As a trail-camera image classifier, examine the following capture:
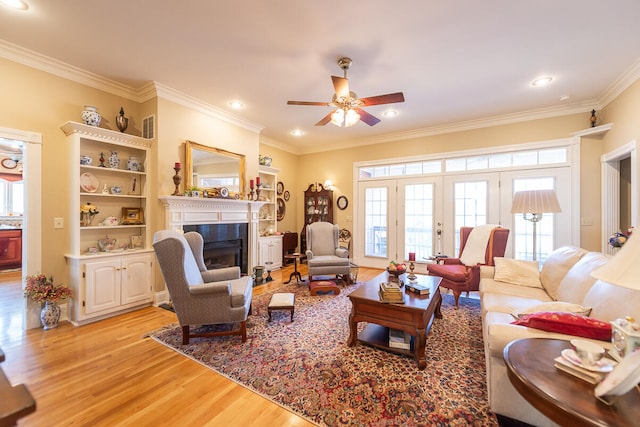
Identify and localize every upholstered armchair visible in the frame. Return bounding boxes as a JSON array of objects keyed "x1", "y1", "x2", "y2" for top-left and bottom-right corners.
[
  {"x1": 427, "y1": 225, "x2": 509, "y2": 308},
  {"x1": 305, "y1": 222, "x2": 351, "y2": 283},
  {"x1": 184, "y1": 231, "x2": 243, "y2": 284},
  {"x1": 153, "y1": 230, "x2": 253, "y2": 344}
]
